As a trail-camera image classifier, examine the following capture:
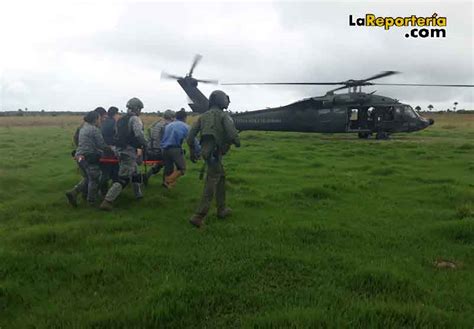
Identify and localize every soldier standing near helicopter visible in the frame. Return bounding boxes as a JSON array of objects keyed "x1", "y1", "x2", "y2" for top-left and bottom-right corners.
[{"x1": 187, "y1": 90, "x2": 240, "y2": 228}]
